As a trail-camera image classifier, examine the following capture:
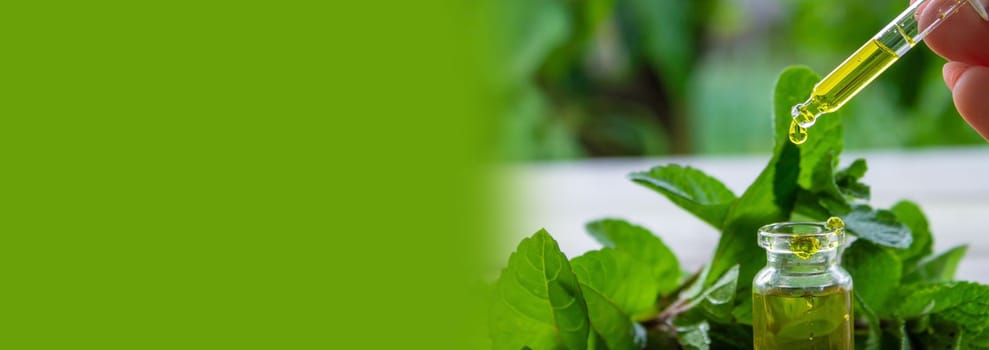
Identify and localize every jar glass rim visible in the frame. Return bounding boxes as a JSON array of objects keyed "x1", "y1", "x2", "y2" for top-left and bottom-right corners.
[
  {"x1": 758, "y1": 222, "x2": 838, "y2": 237},
  {"x1": 757, "y1": 221, "x2": 844, "y2": 253}
]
